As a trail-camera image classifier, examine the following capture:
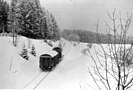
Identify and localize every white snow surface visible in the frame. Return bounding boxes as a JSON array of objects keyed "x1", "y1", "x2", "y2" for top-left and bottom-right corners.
[
  {"x1": 1, "y1": 37, "x2": 133, "y2": 90},
  {"x1": 0, "y1": 37, "x2": 57, "y2": 89}
]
